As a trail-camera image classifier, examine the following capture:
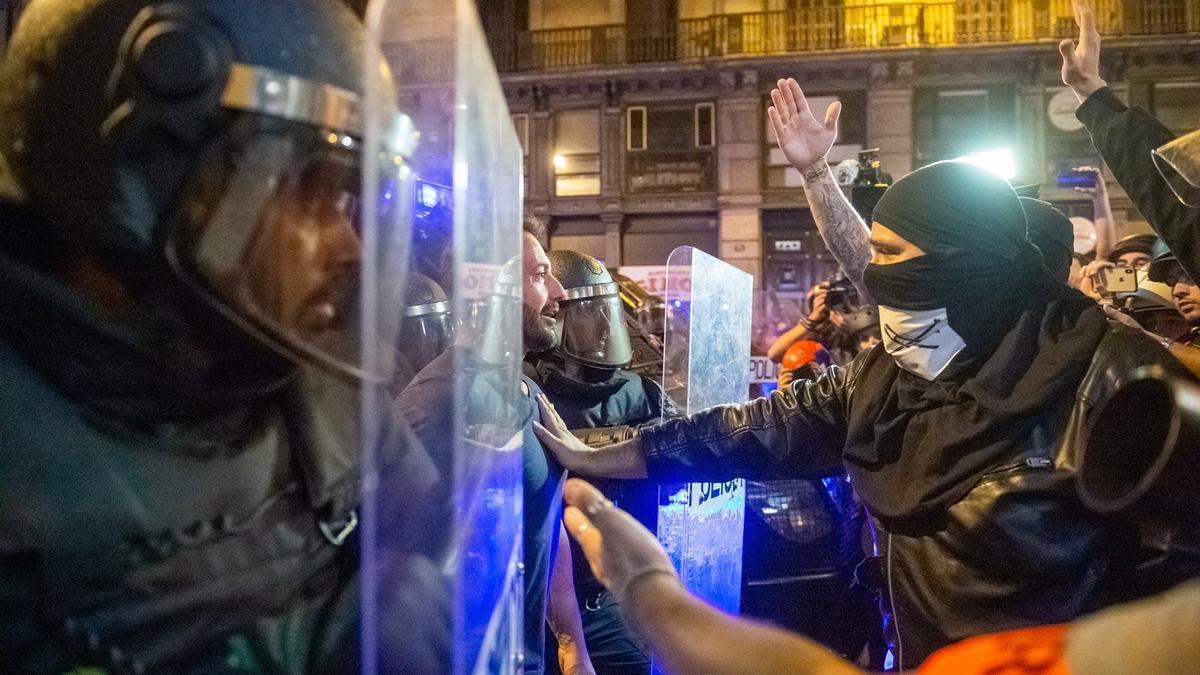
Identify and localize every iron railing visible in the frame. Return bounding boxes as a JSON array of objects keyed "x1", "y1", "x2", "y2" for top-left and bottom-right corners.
[{"x1": 495, "y1": 0, "x2": 1200, "y2": 71}]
